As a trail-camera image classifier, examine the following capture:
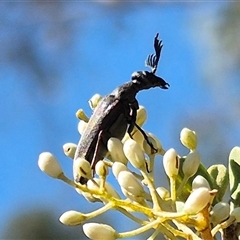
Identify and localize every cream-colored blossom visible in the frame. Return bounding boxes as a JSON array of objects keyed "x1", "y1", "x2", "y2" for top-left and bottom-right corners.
[
  {"x1": 192, "y1": 175, "x2": 210, "y2": 190},
  {"x1": 73, "y1": 158, "x2": 92, "y2": 182},
  {"x1": 135, "y1": 105, "x2": 147, "y2": 127},
  {"x1": 59, "y1": 210, "x2": 86, "y2": 226},
  {"x1": 183, "y1": 187, "x2": 210, "y2": 215},
  {"x1": 38, "y1": 152, "x2": 63, "y2": 178},
  {"x1": 182, "y1": 150, "x2": 200, "y2": 178},
  {"x1": 83, "y1": 223, "x2": 116, "y2": 240},
  {"x1": 107, "y1": 138, "x2": 128, "y2": 164},
  {"x1": 211, "y1": 202, "x2": 230, "y2": 224},
  {"x1": 180, "y1": 127, "x2": 197, "y2": 150},
  {"x1": 123, "y1": 139, "x2": 145, "y2": 170},
  {"x1": 163, "y1": 148, "x2": 179, "y2": 178},
  {"x1": 62, "y1": 143, "x2": 77, "y2": 159},
  {"x1": 88, "y1": 94, "x2": 102, "y2": 110}
]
